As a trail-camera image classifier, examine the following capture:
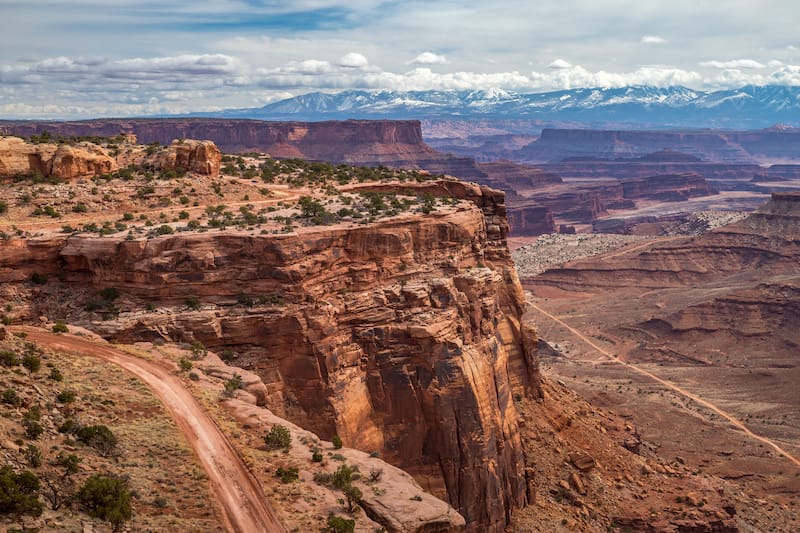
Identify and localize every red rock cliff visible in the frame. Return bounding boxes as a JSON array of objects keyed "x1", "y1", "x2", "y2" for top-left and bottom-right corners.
[
  {"x1": 0, "y1": 119, "x2": 488, "y2": 180},
  {"x1": 0, "y1": 180, "x2": 538, "y2": 533}
]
